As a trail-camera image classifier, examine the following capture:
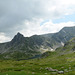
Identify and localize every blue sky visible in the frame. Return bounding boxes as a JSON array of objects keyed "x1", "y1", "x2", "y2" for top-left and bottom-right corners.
[
  {"x1": 53, "y1": 14, "x2": 75, "y2": 24},
  {"x1": 40, "y1": 13, "x2": 75, "y2": 25},
  {"x1": 40, "y1": 20, "x2": 49, "y2": 26}
]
